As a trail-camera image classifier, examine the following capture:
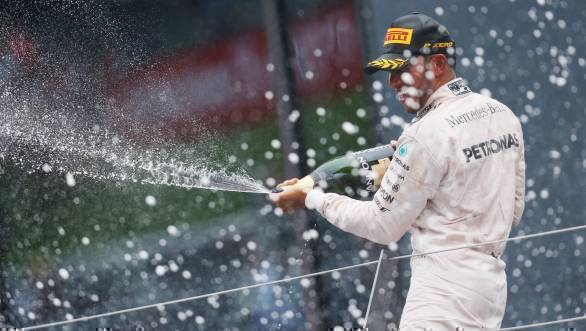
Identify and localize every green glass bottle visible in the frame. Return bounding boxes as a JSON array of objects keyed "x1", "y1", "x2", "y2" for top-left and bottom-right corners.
[{"x1": 272, "y1": 145, "x2": 394, "y2": 193}]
